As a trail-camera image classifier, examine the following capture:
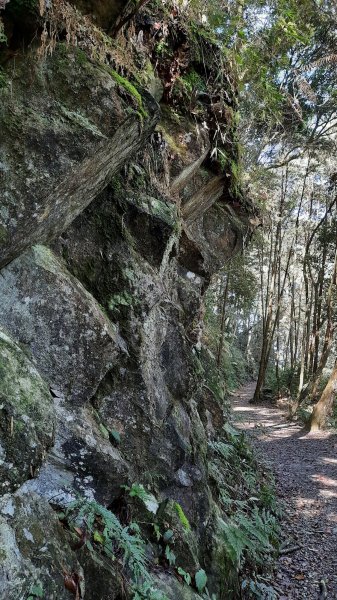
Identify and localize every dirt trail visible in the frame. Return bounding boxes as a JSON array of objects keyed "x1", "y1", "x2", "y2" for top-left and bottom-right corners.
[{"x1": 232, "y1": 382, "x2": 337, "y2": 599}]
